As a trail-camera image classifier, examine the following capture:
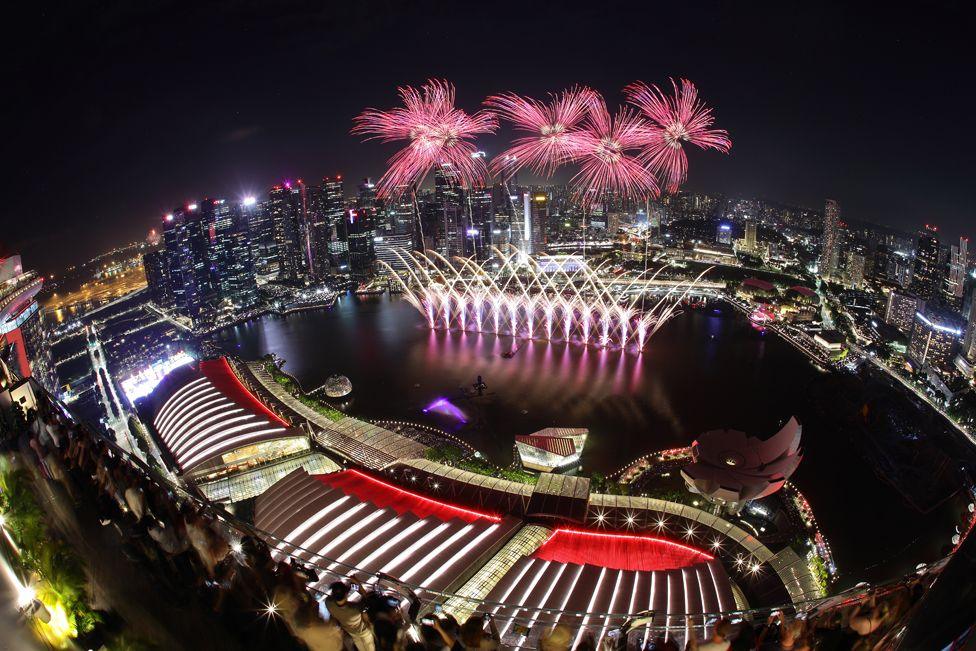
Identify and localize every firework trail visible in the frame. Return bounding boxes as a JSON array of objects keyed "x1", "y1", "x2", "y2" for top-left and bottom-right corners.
[
  {"x1": 352, "y1": 79, "x2": 497, "y2": 198},
  {"x1": 570, "y1": 92, "x2": 660, "y2": 202},
  {"x1": 625, "y1": 78, "x2": 731, "y2": 194},
  {"x1": 485, "y1": 86, "x2": 597, "y2": 177}
]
